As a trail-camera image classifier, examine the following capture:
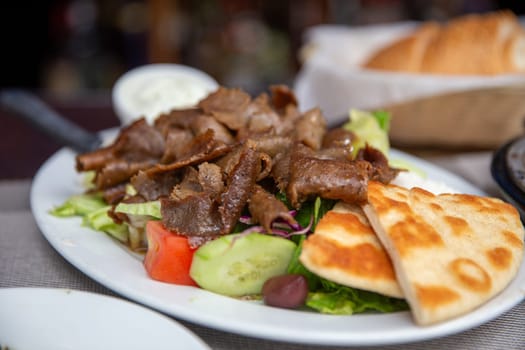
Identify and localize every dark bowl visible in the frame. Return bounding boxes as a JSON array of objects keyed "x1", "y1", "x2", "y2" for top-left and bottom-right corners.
[{"x1": 491, "y1": 135, "x2": 525, "y2": 221}]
